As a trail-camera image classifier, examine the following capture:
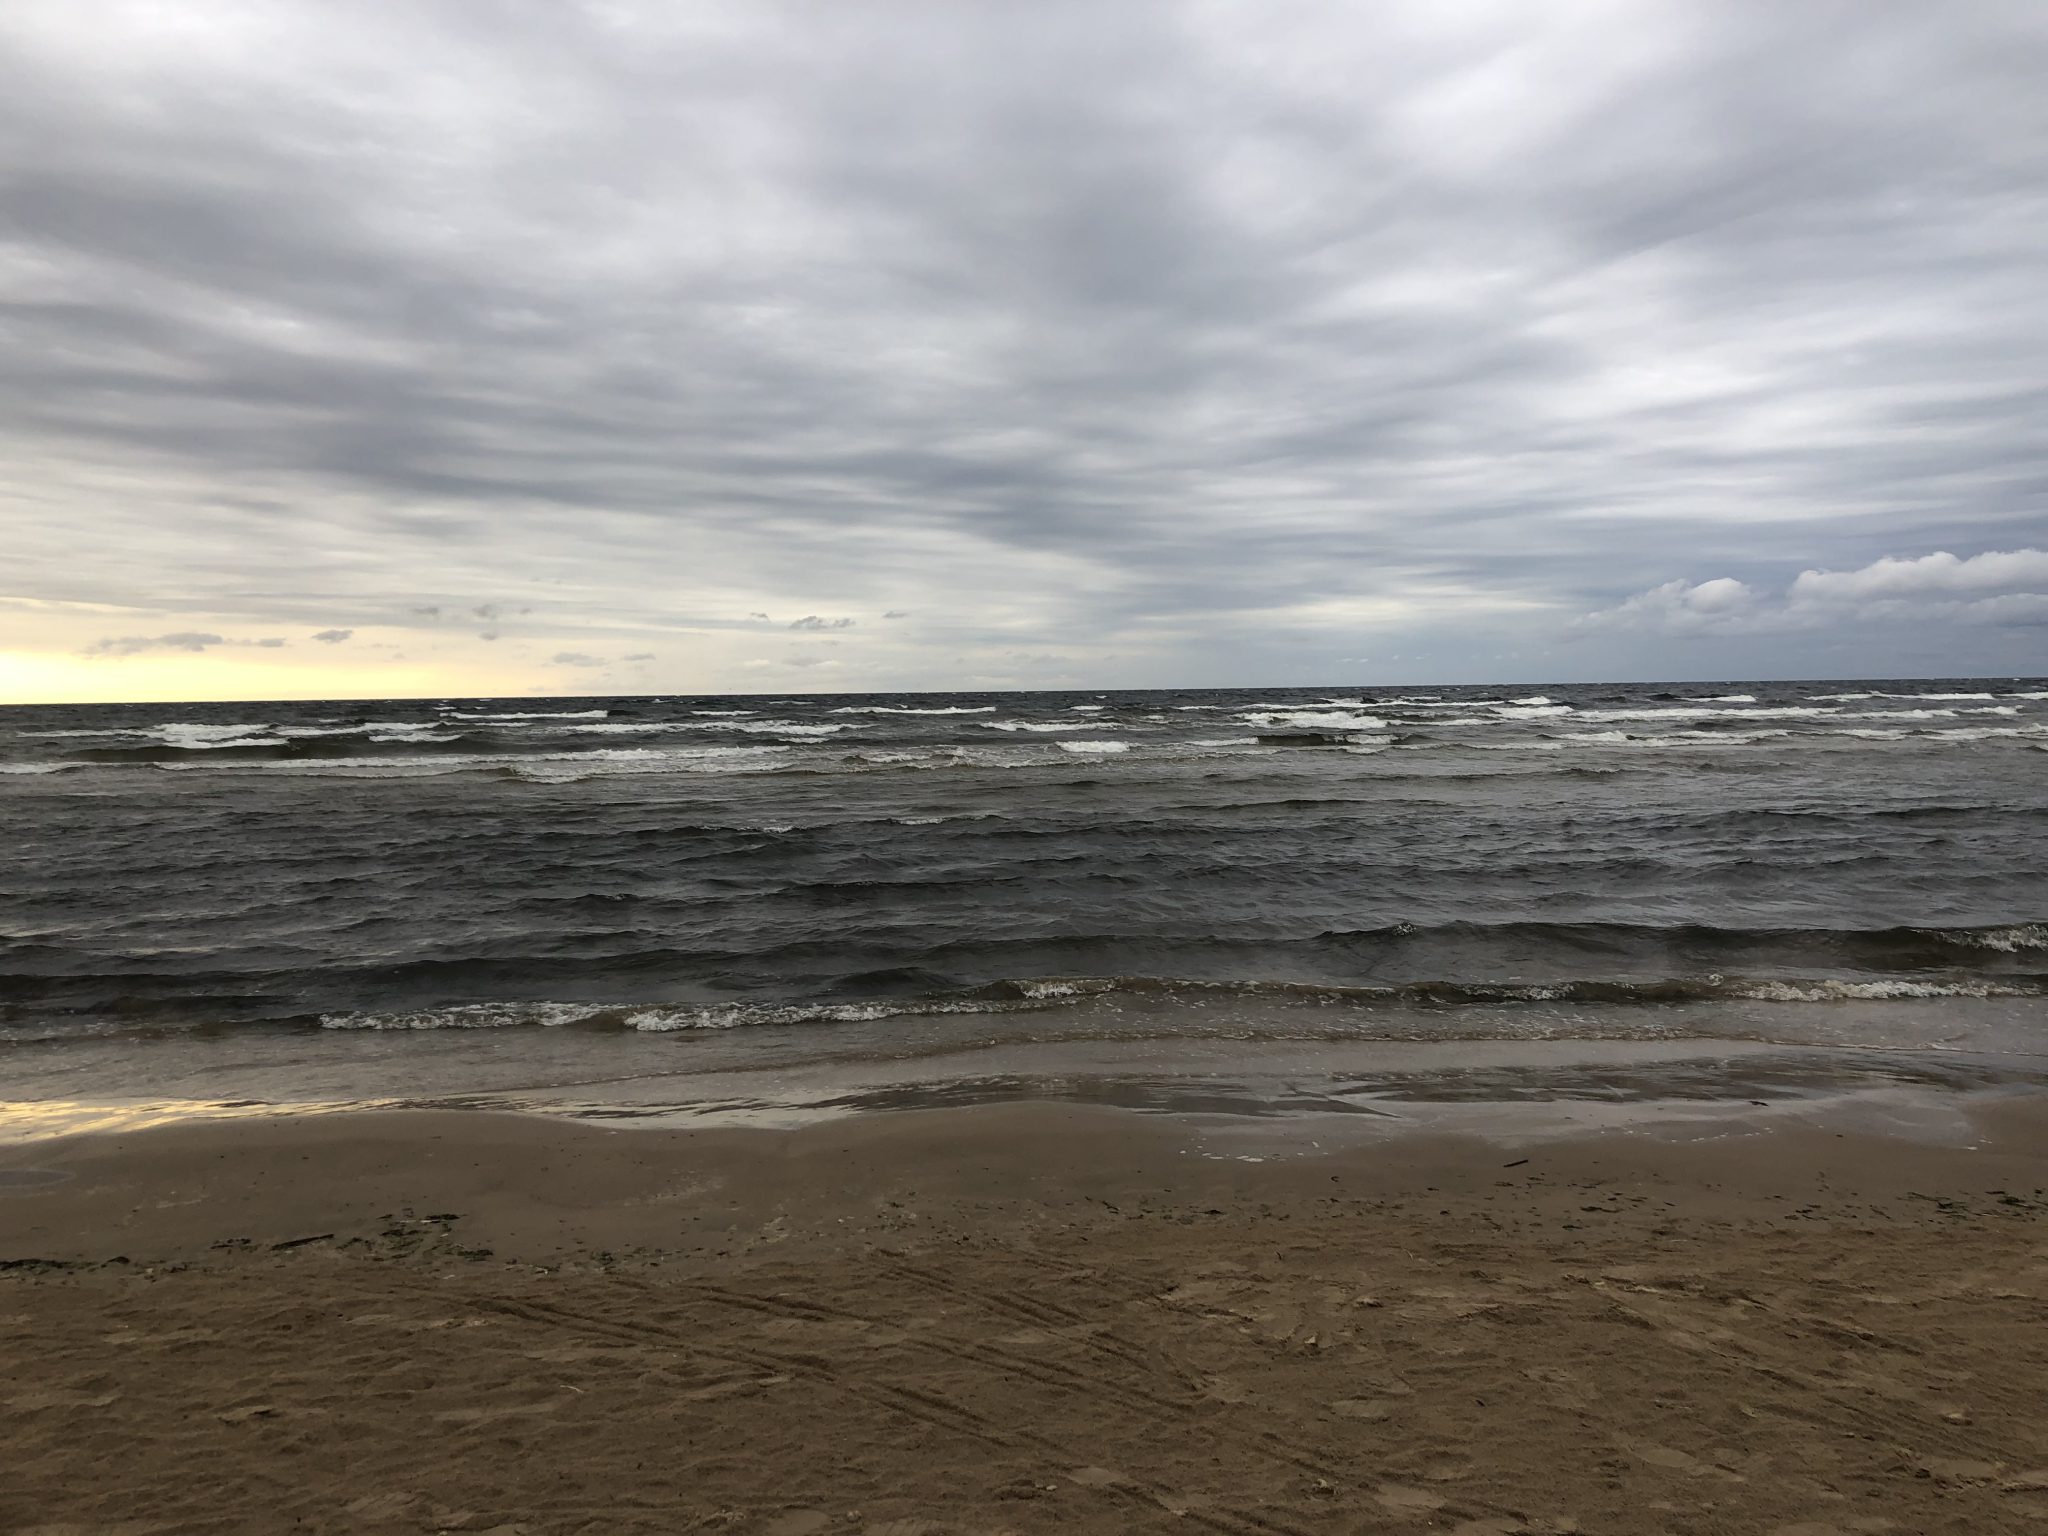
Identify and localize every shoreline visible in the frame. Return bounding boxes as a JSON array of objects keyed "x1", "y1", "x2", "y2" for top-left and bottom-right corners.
[
  {"x1": 7, "y1": 1100, "x2": 2048, "y2": 1531},
  {"x1": 10, "y1": 1014, "x2": 2046, "y2": 1152},
  {"x1": 7, "y1": 1092, "x2": 2048, "y2": 1265}
]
